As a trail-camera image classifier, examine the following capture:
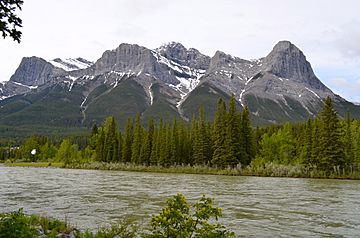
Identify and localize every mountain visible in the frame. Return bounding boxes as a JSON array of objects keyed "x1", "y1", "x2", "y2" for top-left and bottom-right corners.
[{"x1": 1, "y1": 40, "x2": 359, "y2": 136}]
